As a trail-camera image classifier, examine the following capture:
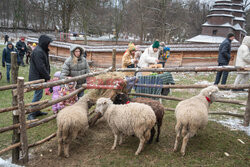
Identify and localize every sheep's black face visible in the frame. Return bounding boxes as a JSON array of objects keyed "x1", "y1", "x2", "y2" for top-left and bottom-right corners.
[{"x1": 113, "y1": 93, "x2": 129, "y2": 104}]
